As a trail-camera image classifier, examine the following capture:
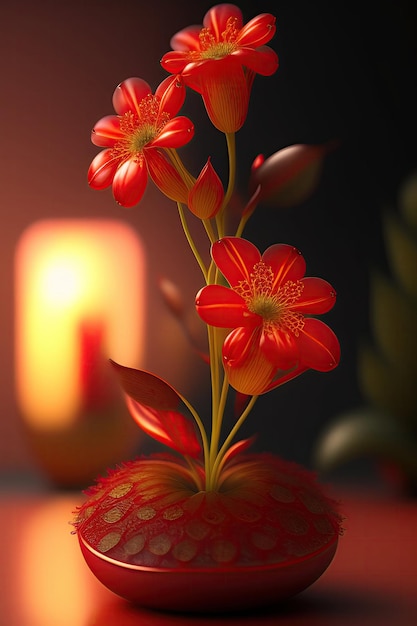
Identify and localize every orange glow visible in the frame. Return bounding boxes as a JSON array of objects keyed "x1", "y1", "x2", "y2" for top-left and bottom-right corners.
[
  {"x1": 16, "y1": 497, "x2": 99, "y2": 626},
  {"x1": 15, "y1": 219, "x2": 145, "y2": 430}
]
